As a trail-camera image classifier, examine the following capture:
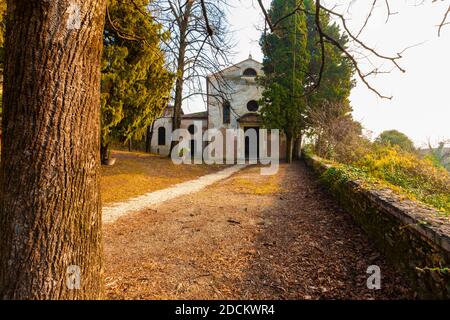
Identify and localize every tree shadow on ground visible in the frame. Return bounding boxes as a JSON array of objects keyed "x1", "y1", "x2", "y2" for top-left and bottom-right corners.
[{"x1": 235, "y1": 162, "x2": 414, "y2": 300}]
